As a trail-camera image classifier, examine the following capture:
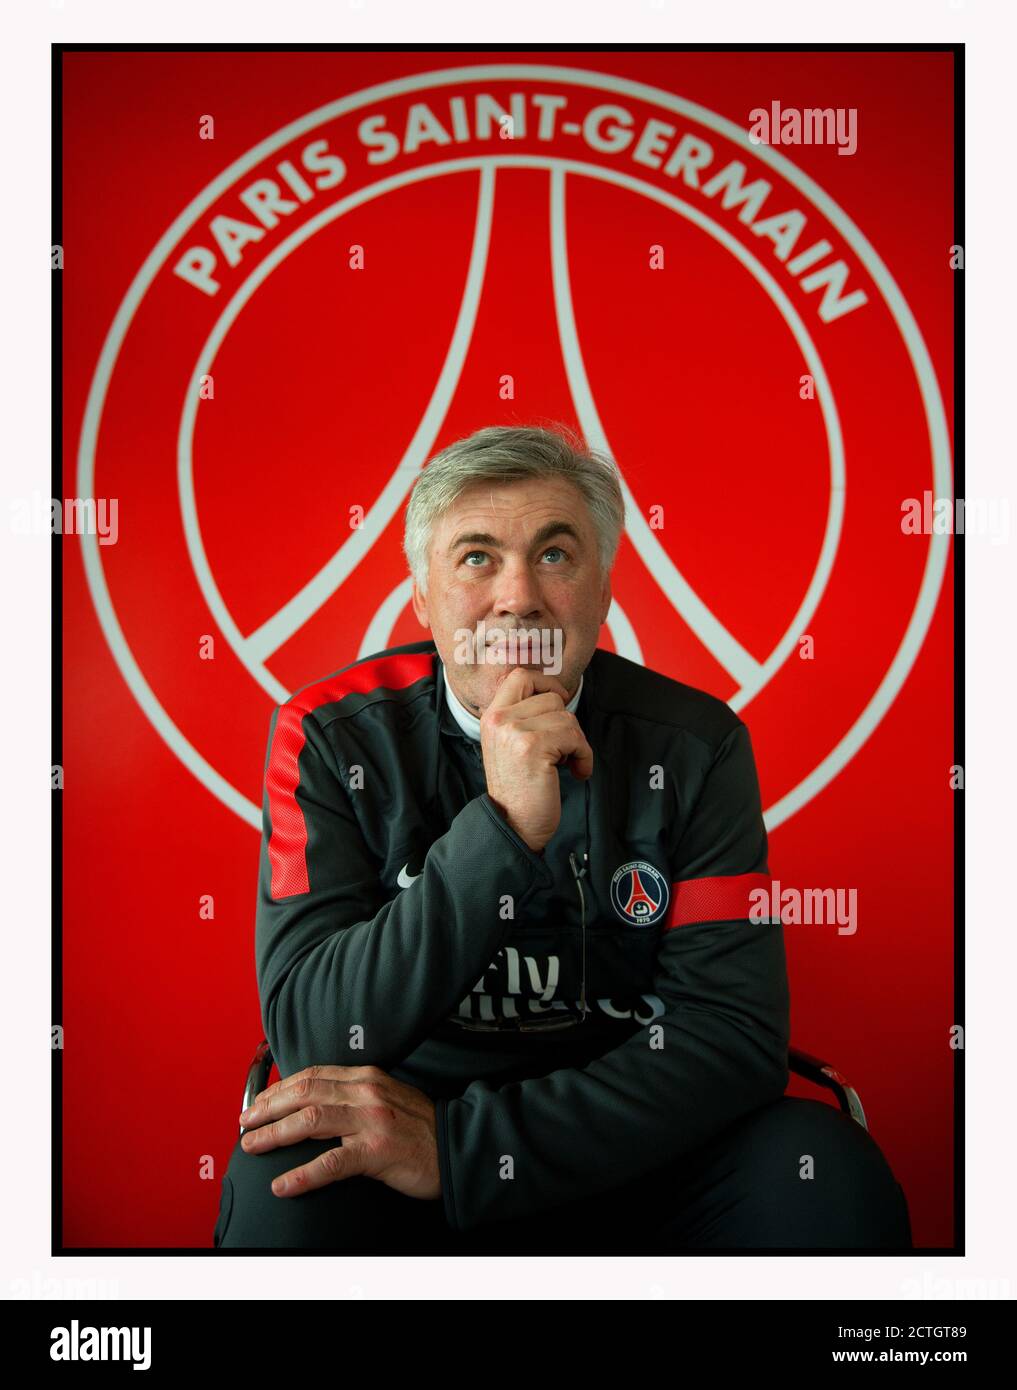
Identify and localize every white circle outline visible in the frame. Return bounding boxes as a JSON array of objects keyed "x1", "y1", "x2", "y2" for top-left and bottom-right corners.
[{"x1": 77, "y1": 62, "x2": 951, "y2": 832}]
